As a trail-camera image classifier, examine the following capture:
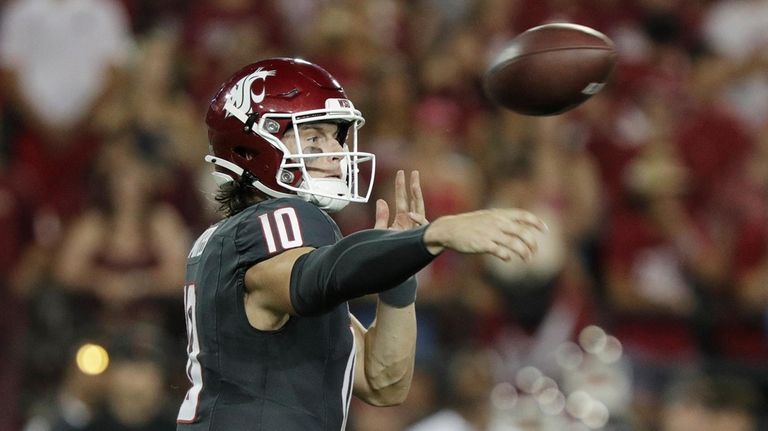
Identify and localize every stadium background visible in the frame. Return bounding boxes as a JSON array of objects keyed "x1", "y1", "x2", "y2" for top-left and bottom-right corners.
[{"x1": 1, "y1": 0, "x2": 767, "y2": 430}]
